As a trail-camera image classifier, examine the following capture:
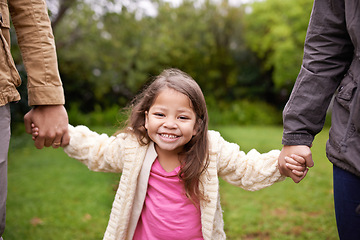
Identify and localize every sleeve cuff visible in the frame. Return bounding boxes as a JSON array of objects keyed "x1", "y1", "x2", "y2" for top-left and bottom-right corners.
[
  {"x1": 28, "y1": 85, "x2": 65, "y2": 106},
  {"x1": 282, "y1": 133, "x2": 314, "y2": 147}
]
